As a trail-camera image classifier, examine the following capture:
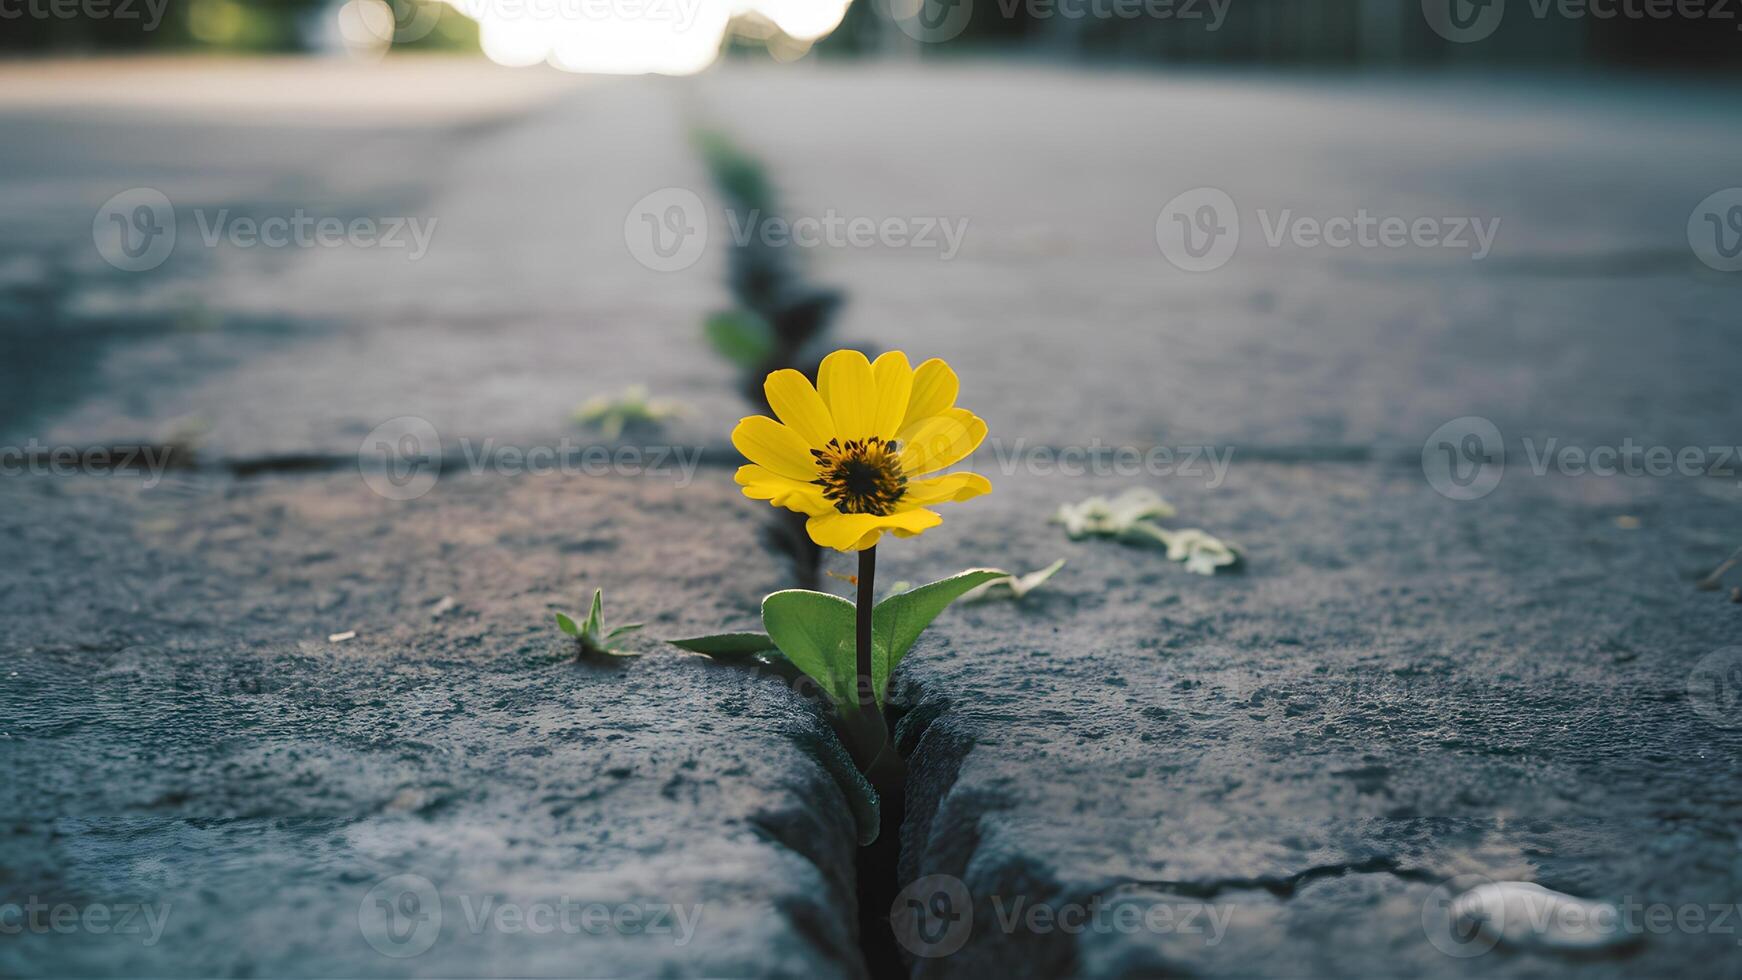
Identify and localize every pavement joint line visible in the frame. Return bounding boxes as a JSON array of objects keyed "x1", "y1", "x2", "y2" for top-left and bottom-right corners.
[{"x1": 1106, "y1": 856, "x2": 1443, "y2": 903}]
